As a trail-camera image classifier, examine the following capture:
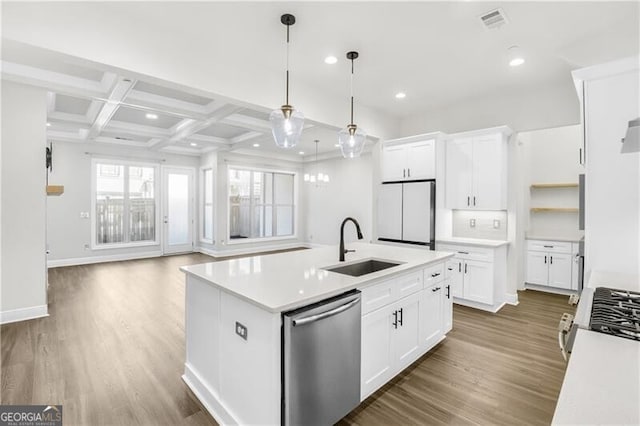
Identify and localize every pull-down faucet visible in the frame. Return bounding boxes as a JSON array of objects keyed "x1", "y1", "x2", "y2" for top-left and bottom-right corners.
[{"x1": 339, "y1": 217, "x2": 363, "y2": 261}]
